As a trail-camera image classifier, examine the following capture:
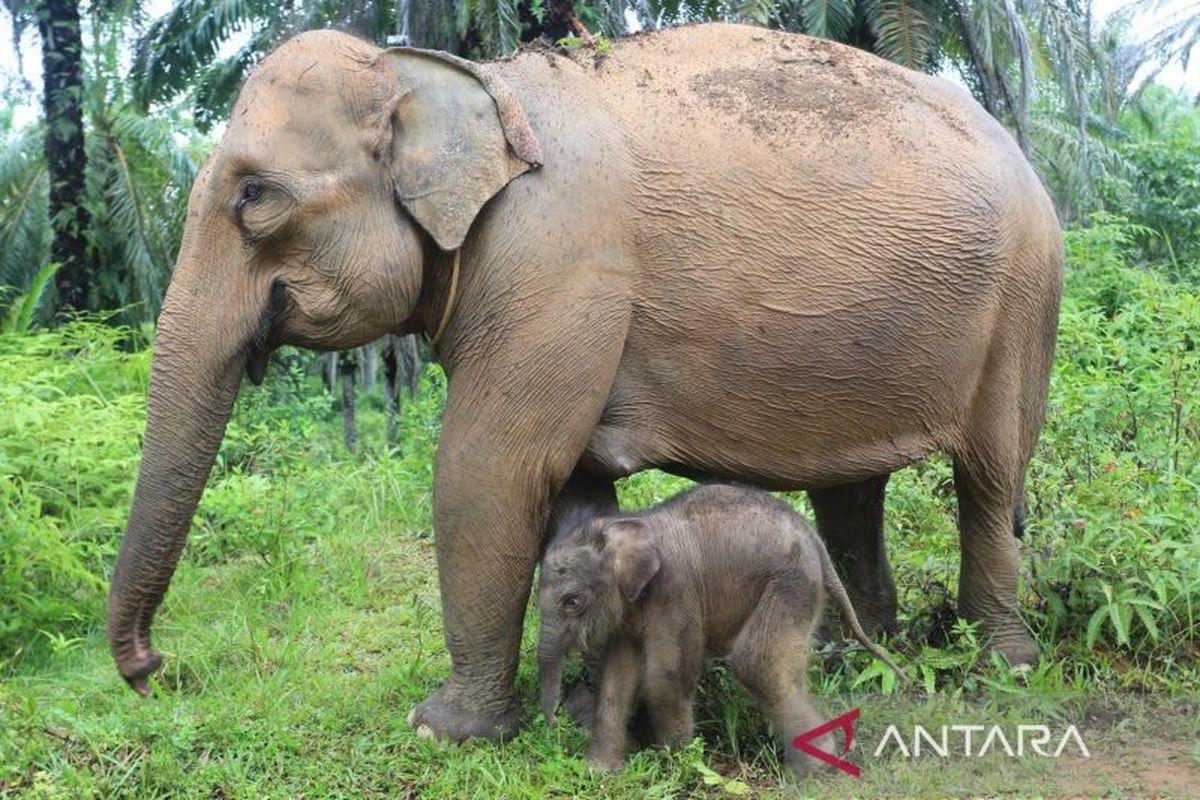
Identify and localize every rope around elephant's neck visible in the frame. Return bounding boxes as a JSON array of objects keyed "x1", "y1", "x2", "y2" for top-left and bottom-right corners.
[{"x1": 428, "y1": 248, "x2": 460, "y2": 350}]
